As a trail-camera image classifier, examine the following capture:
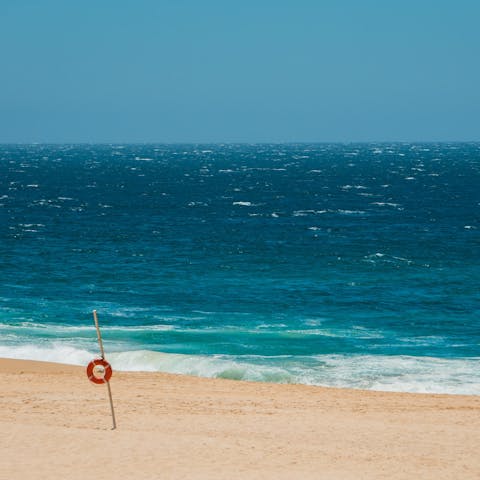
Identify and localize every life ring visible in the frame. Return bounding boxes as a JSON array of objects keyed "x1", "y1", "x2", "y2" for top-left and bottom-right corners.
[{"x1": 86, "y1": 358, "x2": 113, "y2": 384}]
